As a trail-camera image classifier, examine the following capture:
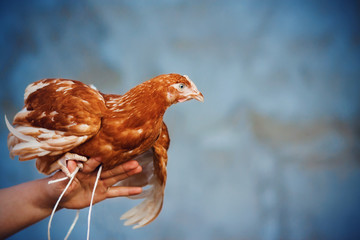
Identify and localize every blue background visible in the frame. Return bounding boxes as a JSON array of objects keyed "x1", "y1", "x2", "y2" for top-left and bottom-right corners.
[{"x1": 0, "y1": 0, "x2": 360, "y2": 239}]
